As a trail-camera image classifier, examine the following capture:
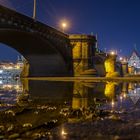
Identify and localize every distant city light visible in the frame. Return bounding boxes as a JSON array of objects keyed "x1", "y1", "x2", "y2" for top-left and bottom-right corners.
[
  {"x1": 16, "y1": 65, "x2": 20, "y2": 69},
  {"x1": 0, "y1": 70, "x2": 3, "y2": 74},
  {"x1": 3, "y1": 84, "x2": 12, "y2": 89},
  {"x1": 4, "y1": 66, "x2": 13, "y2": 70},
  {"x1": 15, "y1": 85, "x2": 19, "y2": 90},
  {"x1": 120, "y1": 95, "x2": 123, "y2": 101},
  {"x1": 0, "y1": 81, "x2": 3, "y2": 84},
  {"x1": 123, "y1": 93, "x2": 126, "y2": 98}
]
